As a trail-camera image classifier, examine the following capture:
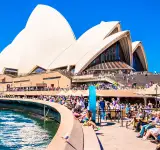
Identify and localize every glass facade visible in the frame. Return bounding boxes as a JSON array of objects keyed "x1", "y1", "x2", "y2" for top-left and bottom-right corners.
[
  {"x1": 32, "y1": 67, "x2": 46, "y2": 74},
  {"x1": 133, "y1": 52, "x2": 144, "y2": 71},
  {"x1": 88, "y1": 42, "x2": 126, "y2": 68},
  {"x1": 4, "y1": 68, "x2": 18, "y2": 76}
]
